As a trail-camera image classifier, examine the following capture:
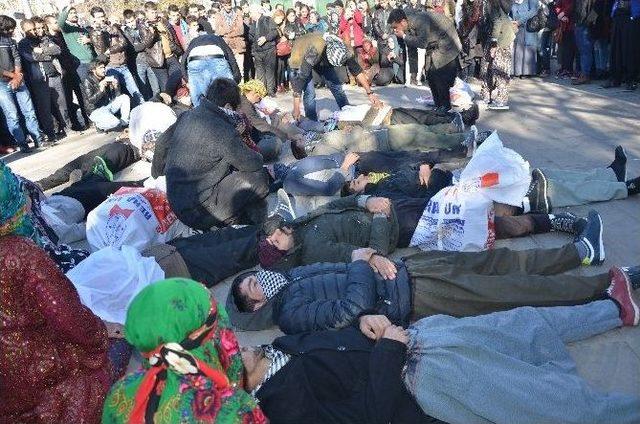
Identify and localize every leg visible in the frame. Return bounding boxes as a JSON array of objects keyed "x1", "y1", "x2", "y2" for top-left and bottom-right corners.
[
  {"x1": 322, "y1": 65, "x2": 349, "y2": 109},
  {"x1": 89, "y1": 105, "x2": 121, "y2": 131},
  {"x1": 152, "y1": 67, "x2": 168, "y2": 93},
  {"x1": 263, "y1": 50, "x2": 277, "y2": 96},
  {"x1": 165, "y1": 57, "x2": 183, "y2": 97},
  {"x1": 107, "y1": 65, "x2": 143, "y2": 106},
  {"x1": 106, "y1": 95, "x2": 131, "y2": 124},
  {"x1": 49, "y1": 76, "x2": 71, "y2": 130},
  {"x1": 29, "y1": 80, "x2": 56, "y2": 138},
  {"x1": 234, "y1": 52, "x2": 244, "y2": 82},
  {"x1": 492, "y1": 47, "x2": 511, "y2": 105},
  {"x1": 356, "y1": 149, "x2": 465, "y2": 174},
  {"x1": 0, "y1": 84, "x2": 29, "y2": 148},
  {"x1": 283, "y1": 155, "x2": 346, "y2": 196},
  {"x1": 56, "y1": 174, "x2": 143, "y2": 216},
  {"x1": 494, "y1": 214, "x2": 550, "y2": 240},
  {"x1": 301, "y1": 73, "x2": 318, "y2": 121},
  {"x1": 575, "y1": 25, "x2": 594, "y2": 77},
  {"x1": 187, "y1": 59, "x2": 212, "y2": 107},
  {"x1": 14, "y1": 82, "x2": 42, "y2": 140},
  {"x1": 390, "y1": 107, "x2": 454, "y2": 125},
  {"x1": 99, "y1": 142, "x2": 140, "y2": 172},
  {"x1": 542, "y1": 167, "x2": 628, "y2": 208},
  {"x1": 386, "y1": 124, "x2": 464, "y2": 151}
]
